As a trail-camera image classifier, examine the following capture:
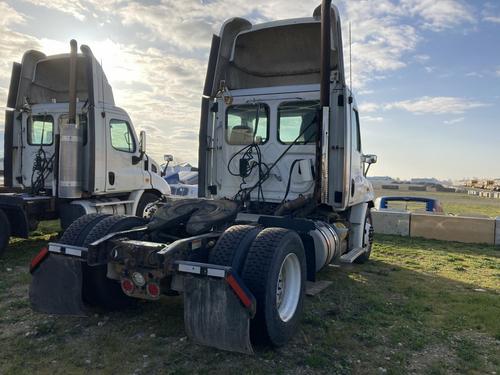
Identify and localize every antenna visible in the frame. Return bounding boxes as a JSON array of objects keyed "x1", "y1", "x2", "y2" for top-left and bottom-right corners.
[{"x1": 349, "y1": 22, "x2": 352, "y2": 93}]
